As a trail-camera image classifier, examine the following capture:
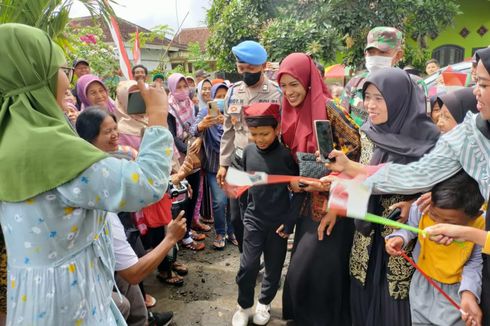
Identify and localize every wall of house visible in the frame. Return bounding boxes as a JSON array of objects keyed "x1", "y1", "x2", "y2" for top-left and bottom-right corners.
[{"x1": 409, "y1": 0, "x2": 490, "y2": 60}]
